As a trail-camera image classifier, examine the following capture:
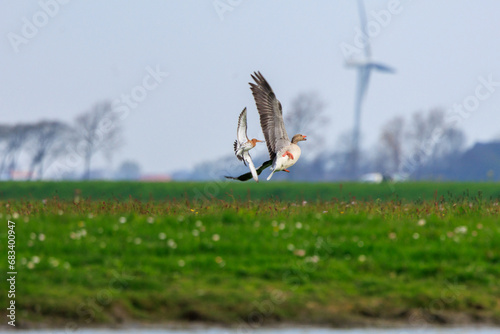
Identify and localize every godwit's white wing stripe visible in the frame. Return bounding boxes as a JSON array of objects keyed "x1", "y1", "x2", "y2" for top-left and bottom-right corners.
[
  {"x1": 243, "y1": 151, "x2": 258, "y2": 182},
  {"x1": 236, "y1": 107, "x2": 249, "y2": 145}
]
